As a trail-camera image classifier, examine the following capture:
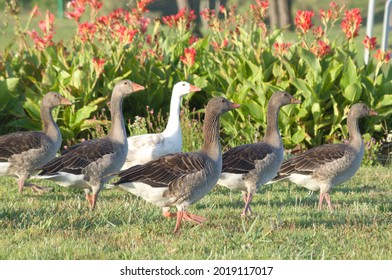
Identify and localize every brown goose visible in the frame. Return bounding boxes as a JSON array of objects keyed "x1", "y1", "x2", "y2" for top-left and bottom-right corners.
[
  {"x1": 218, "y1": 91, "x2": 300, "y2": 216},
  {"x1": 270, "y1": 103, "x2": 377, "y2": 211},
  {"x1": 36, "y1": 80, "x2": 145, "y2": 209},
  {"x1": 114, "y1": 97, "x2": 240, "y2": 233},
  {"x1": 0, "y1": 92, "x2": 72, "y2": 193}
]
